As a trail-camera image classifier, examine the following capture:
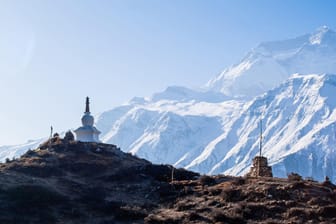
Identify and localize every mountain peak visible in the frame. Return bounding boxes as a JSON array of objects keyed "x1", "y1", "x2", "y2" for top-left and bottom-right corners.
[
  {"x1": 206, "y1": 26, "x2": 336, "y2": 98},
  {"x1": 310, "y1": 25, "x2": 336, "y2": 45}
]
